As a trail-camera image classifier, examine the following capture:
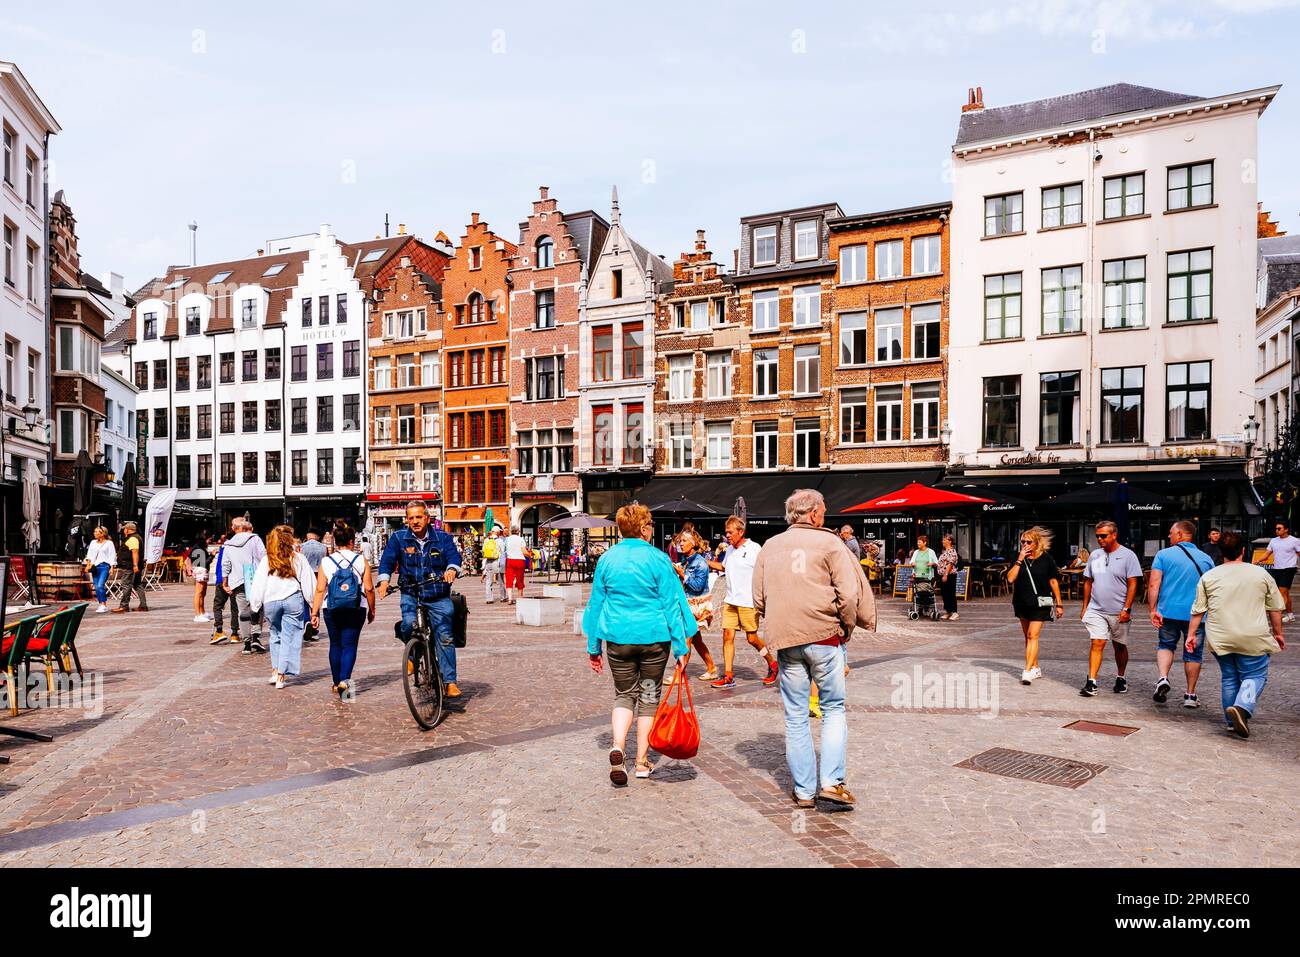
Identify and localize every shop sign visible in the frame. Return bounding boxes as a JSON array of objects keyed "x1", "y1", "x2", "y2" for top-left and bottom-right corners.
[
  {"x1": 981, "y1": 502, "x2": 1018, "y2": 512},
  {"x1": 998, "y1": 451, "x2": 1061, "y2": 466}
]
